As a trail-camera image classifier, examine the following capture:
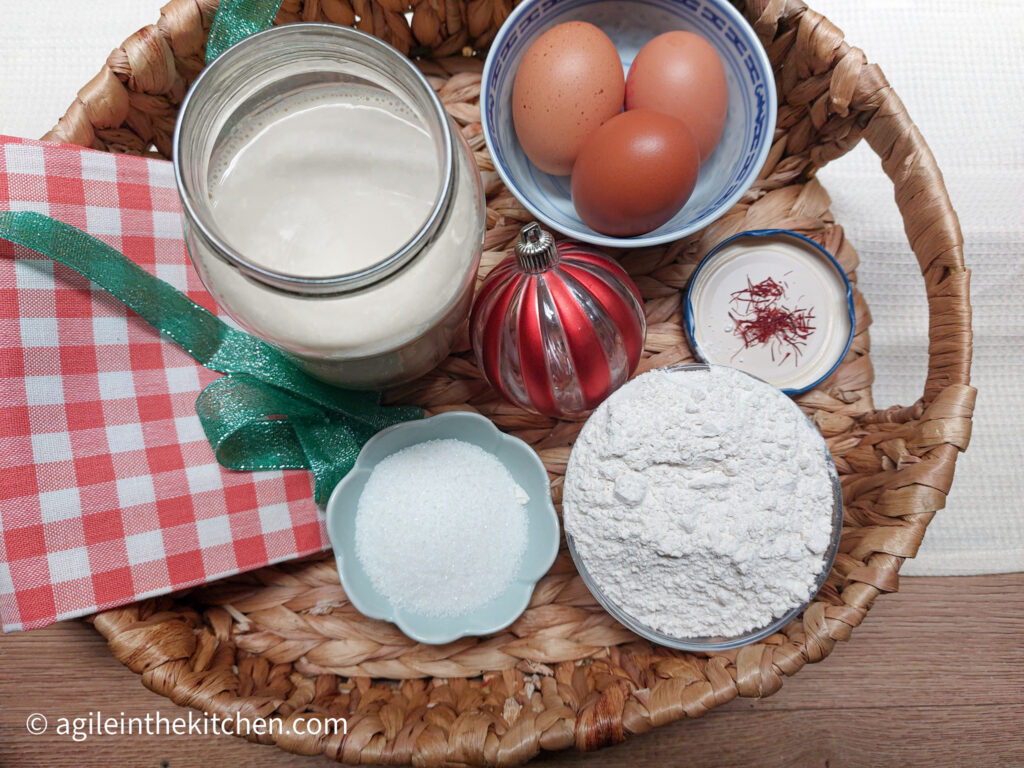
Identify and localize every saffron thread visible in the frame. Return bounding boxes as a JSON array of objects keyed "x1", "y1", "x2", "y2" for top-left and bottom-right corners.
[{"x1": 729, "y1": 276, "x2": 816, "y2": 366}]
